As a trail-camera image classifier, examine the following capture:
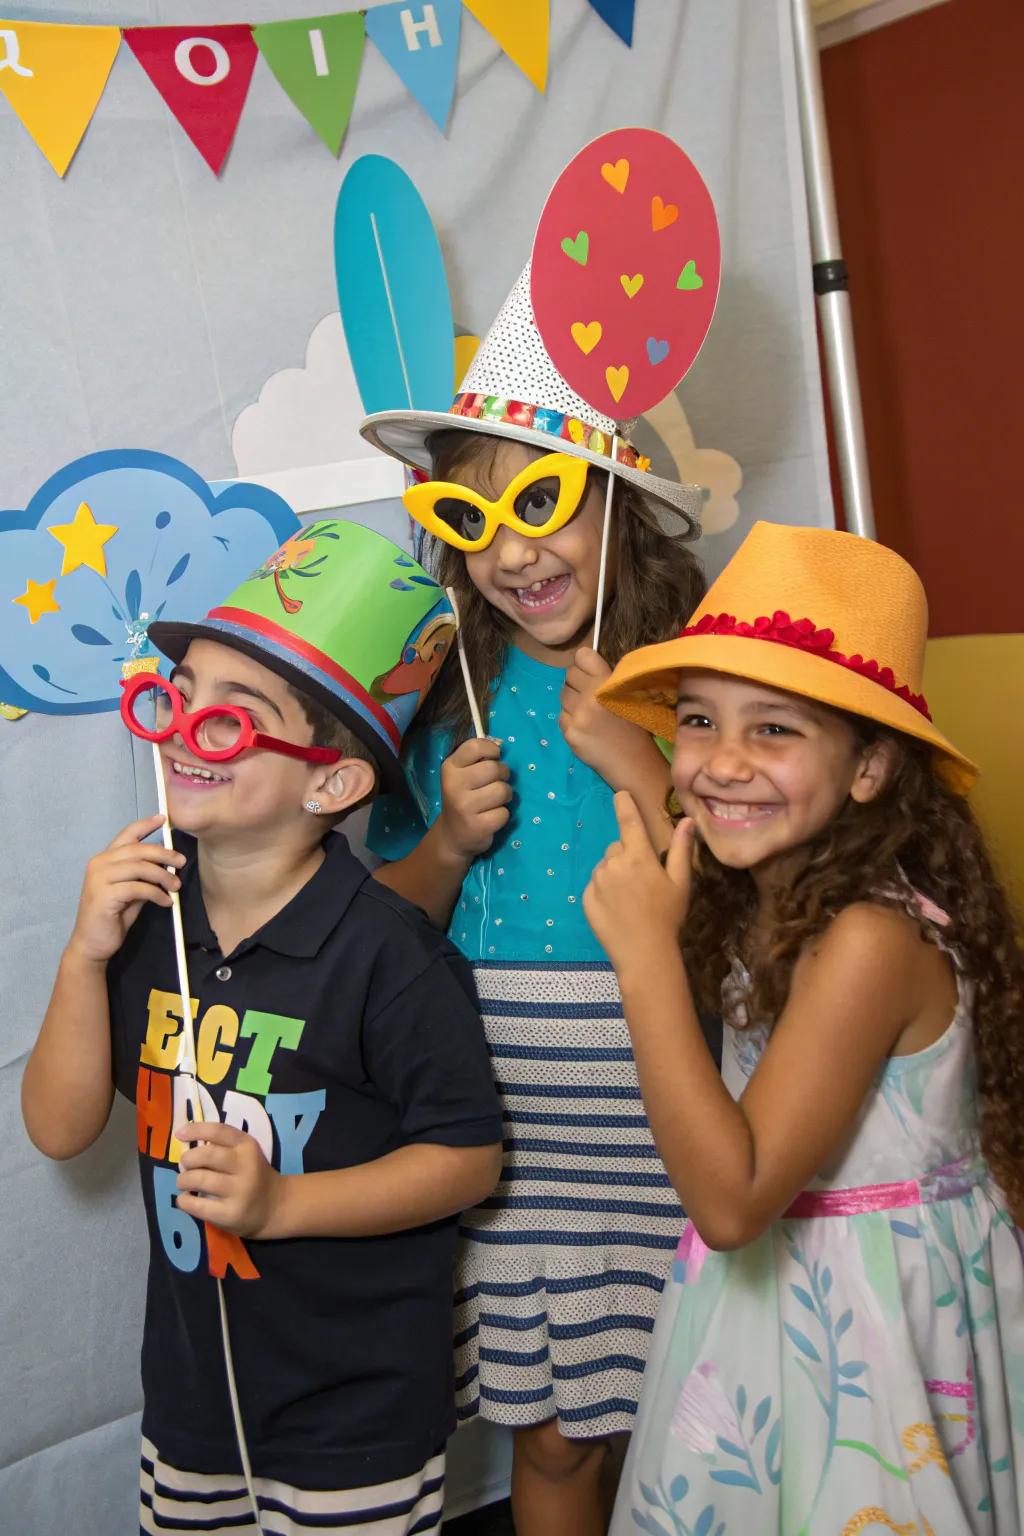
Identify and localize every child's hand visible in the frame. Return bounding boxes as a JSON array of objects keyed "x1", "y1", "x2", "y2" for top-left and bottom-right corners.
[
  {"x1": 175, "y1": 1122, "x2": 282, "y2": 1238},
  {"x1": 560, "y1": 647, "x2": 665, "y2": 790},
  {"x1": 67, "y1": 814, "x2": 186, "y2": 965},
  {"x1": 437, "y1": 738, "x2": 512, "y2": 859},
  {"x1": 584, "y1": 792, "x2": 695, "y2": 973}
]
